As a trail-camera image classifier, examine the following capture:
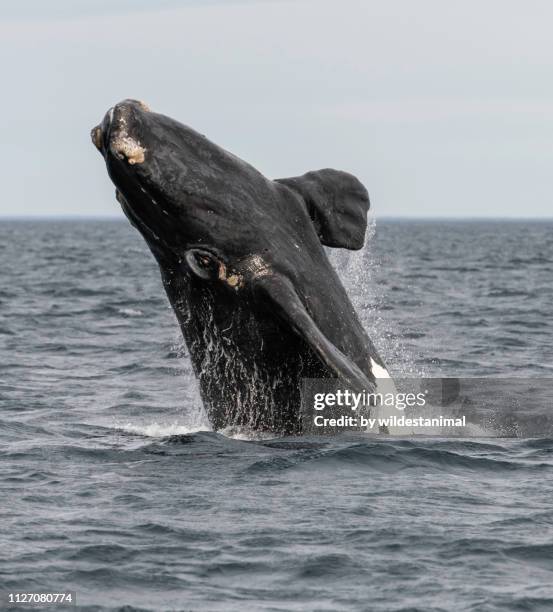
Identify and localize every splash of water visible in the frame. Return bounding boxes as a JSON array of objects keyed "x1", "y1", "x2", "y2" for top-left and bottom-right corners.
[{"x1": 327, "y1": 214, "x2": 426, "y2": 378}]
